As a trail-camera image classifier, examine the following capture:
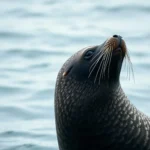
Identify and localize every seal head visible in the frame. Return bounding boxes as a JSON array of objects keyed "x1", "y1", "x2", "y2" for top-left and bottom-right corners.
[{"x1": 62, "y1": 35, "x2": 126, "y2": 85}]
